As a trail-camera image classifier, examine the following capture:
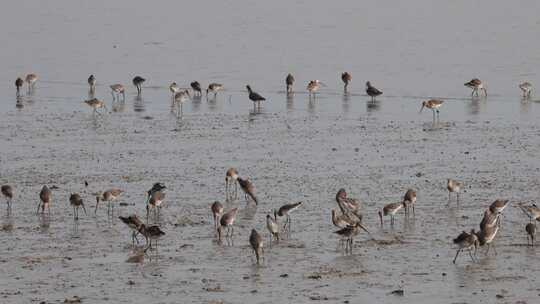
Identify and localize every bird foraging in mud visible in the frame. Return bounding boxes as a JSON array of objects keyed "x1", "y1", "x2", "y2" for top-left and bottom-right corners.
[
  {"x1": 69, "y1": 193, "x2": 86, "y2": 220},
  {"x1": 266, "y1": 214, "x2": 280, "y2": 243},
  {"x1": 119, "y1": 215, "x2": 144, "y2": 245},
  {"x1": 218, "y1": 208, "x2": 238, "y2": 241},
  {"x1": 275, "y1": 202, "x2": 302, "y2": 232},
  {"x1": 249, "y1": 229, "x2": 264, "y2": 264},
  {"x1": 286, "y1": 73, "x2": 294, "y2": 93},
  {"x1": 378, "y1": 202, "x2": 405, "y2": 226},
  {"x1": 237, "y1": 177, "x2": 258, "y2": 205},
  {"x1": 341, "y1": 72, "x2": 351, "y2": 92},
  {"x1": 95, "y1": 188, "x2": 124, "y2": 215},
  {"x1": 138, "y1": 224, "x2": 165, "y2": 253},
  {"x1": 211, "y1": 201, "x2": 224, "y2": 231},
  {"x1": 225, "y1": 168, "x2": 239, "y2": 200},
  {"x1": 452, "y1": 229, "x2": 479, "y2": 264},
  {"x1": 526, "y1": 223, "x2": 536, "y2": 246},
  {"x1": 1, "y1": 185, "x2": 14, "y2": 214},
  {"x1": 38, "y1": 185, "x2": 52, "y2": 215},
  {"x1": 447, "y1": 179, "x2": 462, "y2": 203}
]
